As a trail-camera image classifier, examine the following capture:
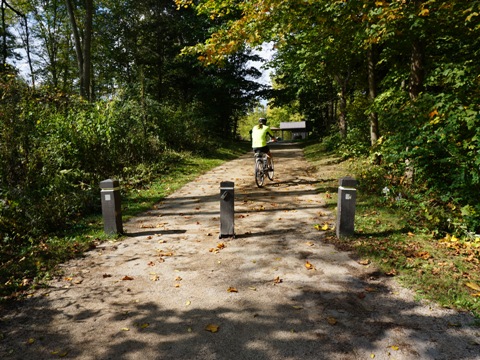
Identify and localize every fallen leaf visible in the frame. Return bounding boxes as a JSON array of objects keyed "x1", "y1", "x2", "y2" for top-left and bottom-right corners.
[
  {"x1": 150, "y1": 275, "x2": 159, "y2": 281},
  {"x1": 415, "y1": 251, "x2": 431, "y2": 260},
  {"x1": 292, "y1": 305, "x2": 303, "y2": 310},
  {"x1": 147, "y1": 261, "x2": 155, "y2": 266},
  {"x1": 103, "y1": 274, "x2": 112, "y2": 278},
  {"x1": 185, "y1": 300, "x2": 191, "y2": 306},
  {"x1": 465, "y1": 282, "x2": 480, "y2": 292},
  {"x1": 121, "y1": 327, "x2": 130, "y2": 331},
  {"x1": 358, "y1": 259, "x2": 370, "y2": 265},
  {"x1": 205, "y1": 324, "x2": 220, "y2": 333},
  {"x1": 122, "y1": 276, "x2": 134, "y2": 281},
  {"x1": 390, "y1": 345, "x2": 399, "y2": 351},
  {"x1": 248, "y1": 287, "x2": 257, "y2": 291},
  {"x1": 326, "y1": 317, "x2": 337, "y2": 325},
  {"x1": 385, "y1": 269, "x2": 397, "y2": 277},
  {"x1": 51, "y1": 350, "x2": 69, "y2": 357},
  {"x1": 305, "y1": 241, "x2": 315, "y2": 247},
  {"x1": 26, "y1": 338, "x2": 35, "y2": 345},
  {"x1": 227, "y1": 287, "x2": 238, "y2": 293},
  {"x1": 217, "y1": 243, "x2": 225, "y2": 249},
  {"x1": 175, "y1": 283, "x2": 181, "y2": 288},
  {"x1": 370, "y1": 354, "x2": 375, "y2": 359},
  {"x1": 305, "y1": 261, "x2": 315, "y2": 270},
  {"x1": 273, "y1": 276, "x2": 283, "y2": 284}
]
